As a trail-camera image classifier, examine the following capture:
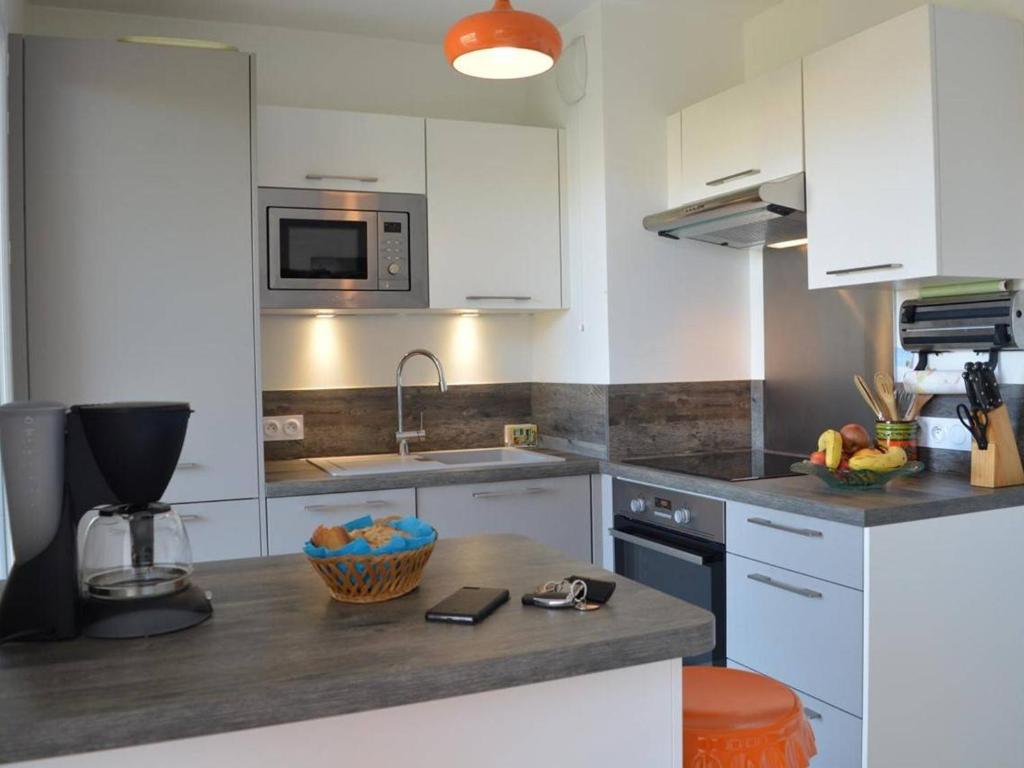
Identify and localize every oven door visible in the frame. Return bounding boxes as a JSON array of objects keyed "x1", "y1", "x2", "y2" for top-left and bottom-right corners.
[
  {"x1": 611, "y1": 515, "x2": 725, "y2": 665},
  {"x1": 268, "y1": 207, "x2": 378, "y2": 290}
]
